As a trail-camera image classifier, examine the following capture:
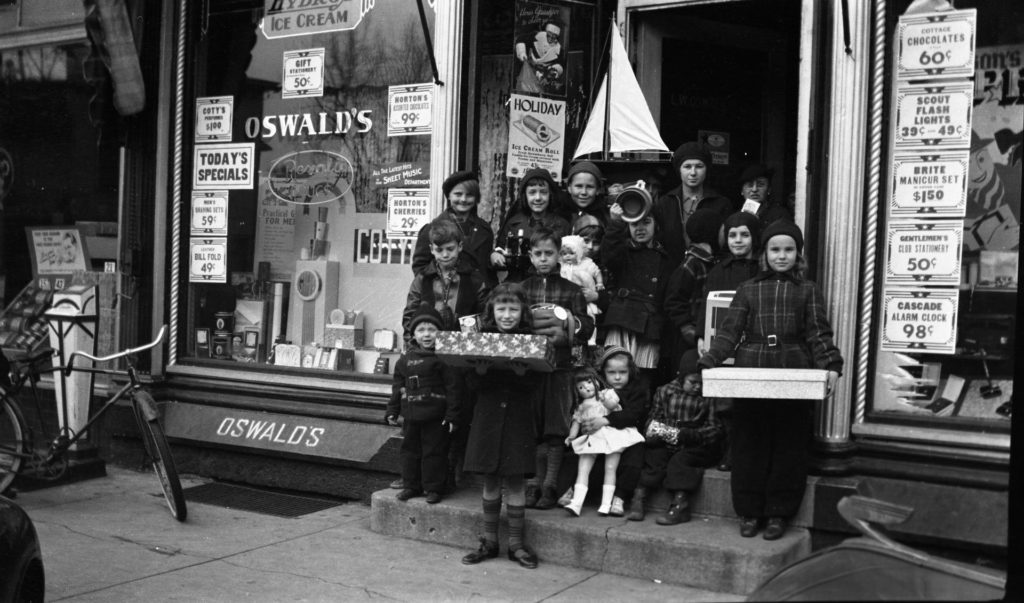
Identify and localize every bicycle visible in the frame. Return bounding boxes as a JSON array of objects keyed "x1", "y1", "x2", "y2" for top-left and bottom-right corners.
[{"x1": 0, "y1": 325, "x2": 187, "y2": 521}]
